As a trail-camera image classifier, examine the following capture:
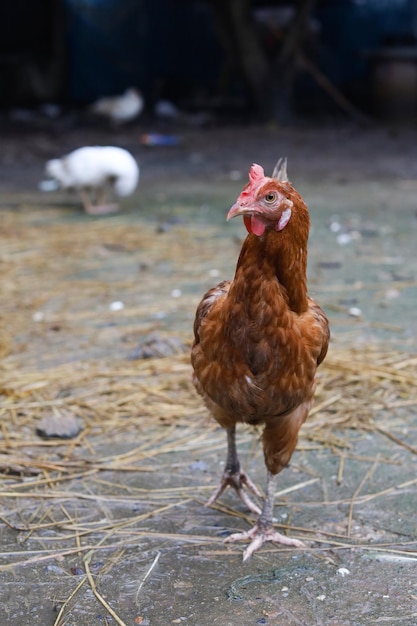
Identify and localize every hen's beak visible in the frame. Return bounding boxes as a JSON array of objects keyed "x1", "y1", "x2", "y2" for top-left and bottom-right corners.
[{"x1": 226, "y1": 202, "x2": 251, "y2": 221}]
